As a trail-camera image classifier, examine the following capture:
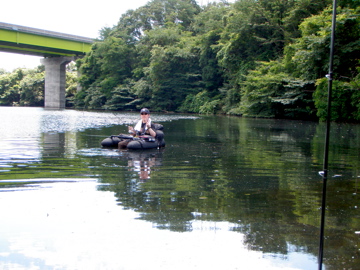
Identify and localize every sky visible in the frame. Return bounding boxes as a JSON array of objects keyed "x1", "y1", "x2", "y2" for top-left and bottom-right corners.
[{"x1": 0, "y1": 0, "x2": 229, "y2": 72}]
